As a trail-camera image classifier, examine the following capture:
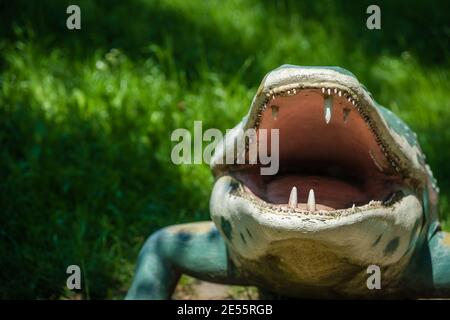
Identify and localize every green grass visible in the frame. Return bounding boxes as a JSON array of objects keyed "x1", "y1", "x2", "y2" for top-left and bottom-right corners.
[{"x1": 0, "y1": 0, "x2": 449, "y2": 299}]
